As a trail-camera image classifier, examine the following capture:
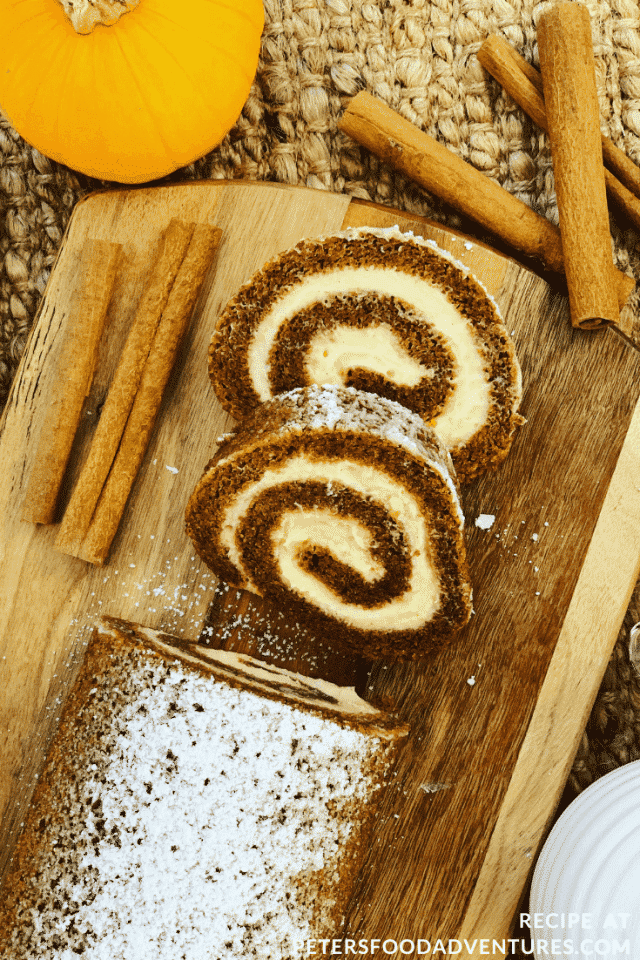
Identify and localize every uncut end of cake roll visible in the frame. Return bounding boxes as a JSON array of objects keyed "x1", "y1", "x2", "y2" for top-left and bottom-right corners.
[
  {"x1": 0, "y1": 616, "x2": 408, "y2": 960},
  {"x1": 208, "y1": 225, "x2": 525, "y2": 482},
  {"x1": 185, "y1": 385, "x2": 473, "y2": 661}
]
